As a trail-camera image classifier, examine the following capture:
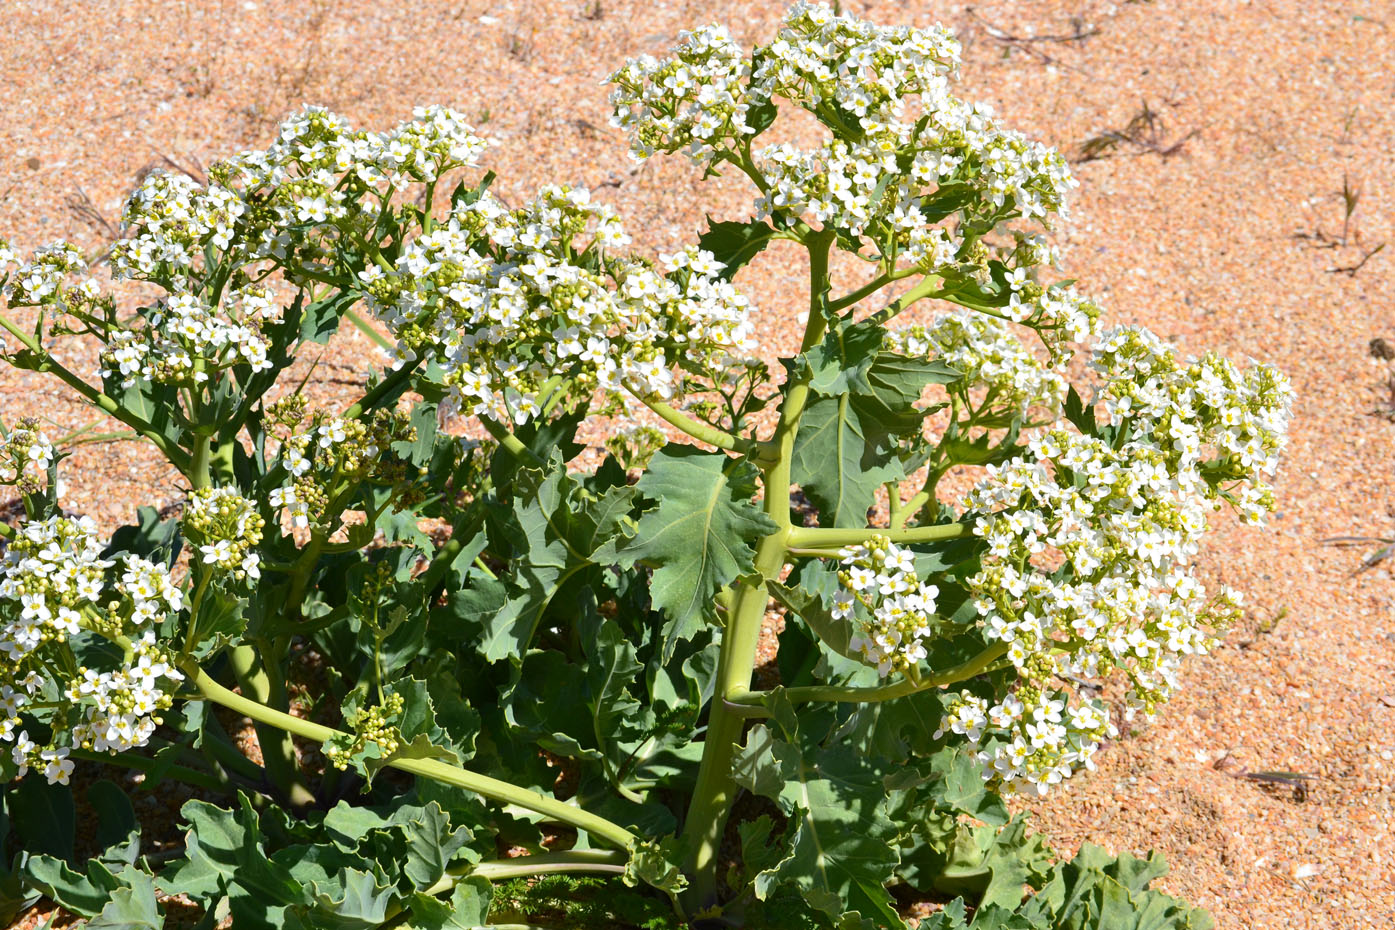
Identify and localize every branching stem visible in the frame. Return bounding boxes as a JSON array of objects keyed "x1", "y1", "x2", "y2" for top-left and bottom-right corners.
[
  {"x1": 226, "y1": 644, "x2": 316, "y2": 810},
  {"x1": 0, "y1": 309, "x2": 191, "y2": 472},
  {"x1": 680, "y1": 227, "x2": 837, "y2": 904},
  {"x1": 630, "y1": 390, "x2": 757, "y2": 458},
  {"x1": 179, "y1": 661, "x2": 637, "y2": 850},
  {"x1": 785, "y1": 522, "x2": 967, "y2": 549},
  {"x1": 723, "y1": 643, "x2": 1009, "y2": 718}
]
